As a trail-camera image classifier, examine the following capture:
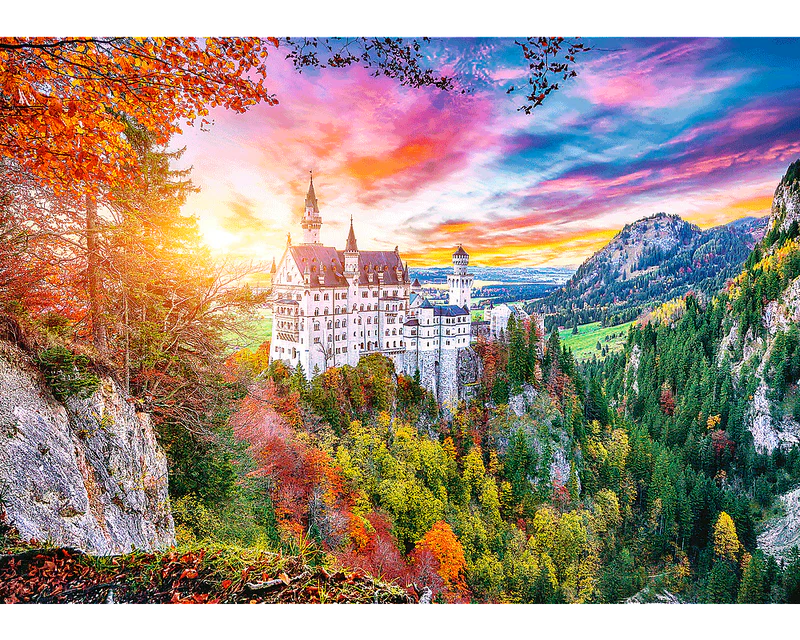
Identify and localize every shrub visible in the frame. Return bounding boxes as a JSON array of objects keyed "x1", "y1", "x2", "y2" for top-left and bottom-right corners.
[{"x1": 35, "y1": 345, "x2": 100, "y2": 402}]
